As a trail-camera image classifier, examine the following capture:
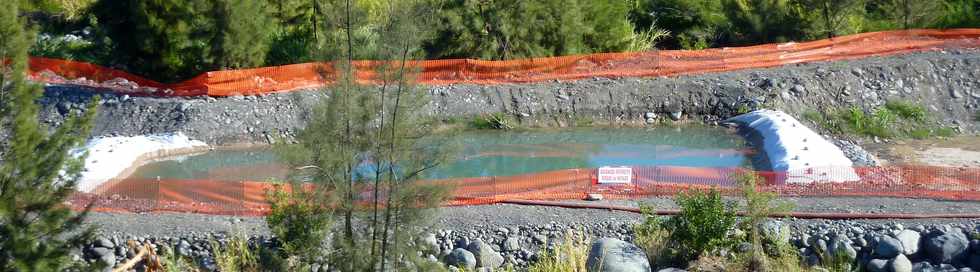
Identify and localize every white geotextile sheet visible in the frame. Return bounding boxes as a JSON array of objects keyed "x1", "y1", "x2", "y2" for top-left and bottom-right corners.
[{"x1": 727, "y1": 110, "x2": 859, "y2": 183}]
